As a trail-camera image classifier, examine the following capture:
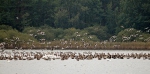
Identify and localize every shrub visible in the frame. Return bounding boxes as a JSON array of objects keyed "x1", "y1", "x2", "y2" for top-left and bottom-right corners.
[
  {"x1": 0, "y1": 26, "x2": 37, "y2": 43},
  {"x1": 0, "y1": 25, "x2": 13, "y2": 30},
  {"x1": 116, "y1": 28, "x2": 150, "y2": 42}
]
